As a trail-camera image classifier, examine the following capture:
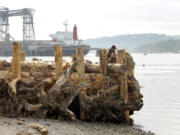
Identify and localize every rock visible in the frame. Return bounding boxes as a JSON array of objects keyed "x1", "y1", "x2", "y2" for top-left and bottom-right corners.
[
  {"x1": 11, "y1": 120, "x2": 17, "y2": 123},
  {"x1": 17, "y1": 121, "x2": 25, "y2": 125},
  {"x1": 32, "y1": 58, "x2": 39, "y2": 61},
  {"x1": 3, "y1": 121, "x2": 11, "y2": 125},
  {"x1": 16, "y1": 133, "x2": 24, "y2": 135},
  {"x1": 17, "y1": 118, "x2": 25, "y2": 121},
  {"x1": 30, "y1": 123, "x2": 48, "y2": 135}
]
